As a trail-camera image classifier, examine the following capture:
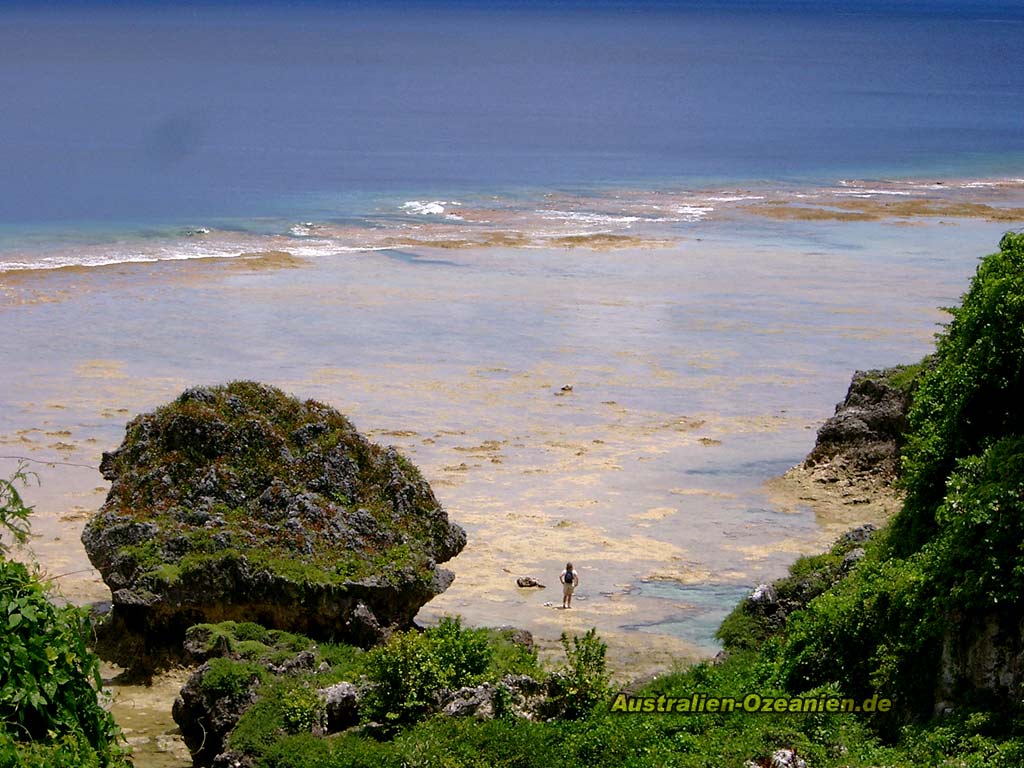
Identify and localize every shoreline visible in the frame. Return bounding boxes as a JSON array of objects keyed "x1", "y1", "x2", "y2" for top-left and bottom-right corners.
[{"x1": 2, "y1": 175, "x2": 1023, "y2": 277}]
